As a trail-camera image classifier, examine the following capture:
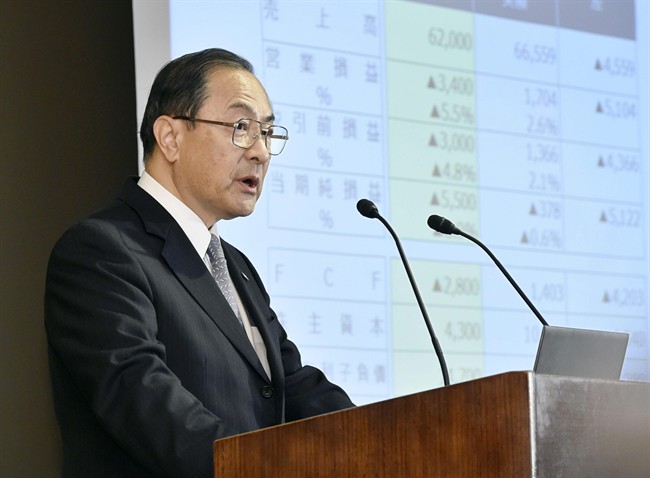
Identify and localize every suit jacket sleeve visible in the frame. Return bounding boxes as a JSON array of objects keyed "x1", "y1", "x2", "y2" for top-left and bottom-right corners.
[
  {"x1": 45, "y1": 219, "x2": 223, "y2": 478},
  {"x1": 231, "y1": 245, "x2": 355, "y2": 422}
]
